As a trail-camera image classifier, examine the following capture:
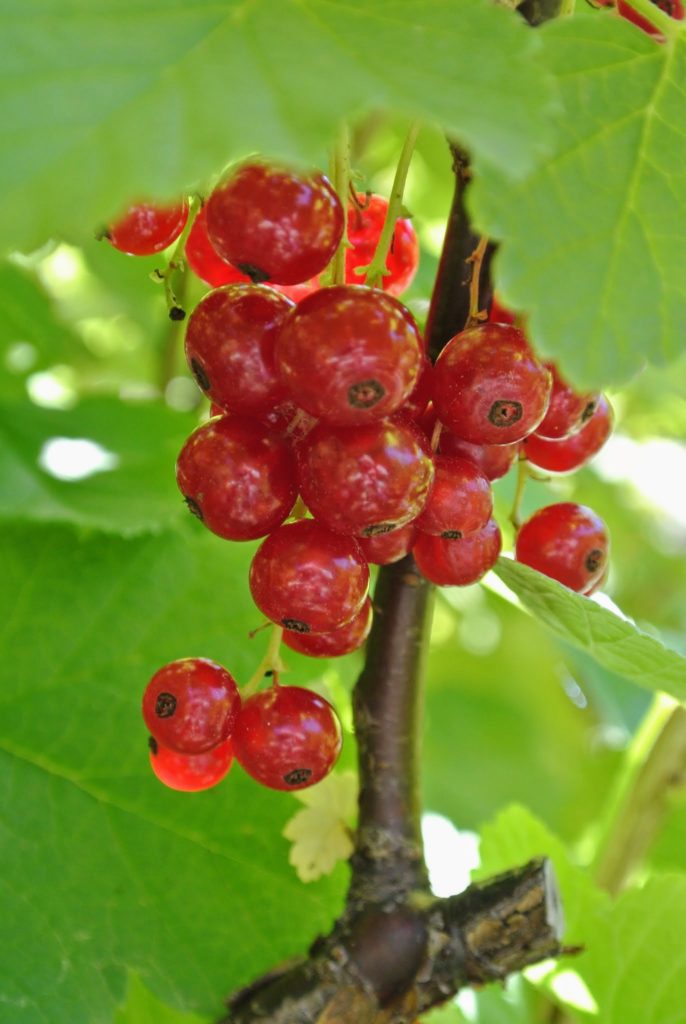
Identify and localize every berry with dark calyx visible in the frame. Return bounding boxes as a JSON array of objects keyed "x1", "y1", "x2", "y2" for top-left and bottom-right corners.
[
  {"x1": 439, "y1": 430, "x2": 519, "y2": 481},
  {"x1": 176, "y1": 416, "x2": 297, "y2": 541},
  {"x1": 148, "y1": 736, "x2": 234, "y2": 791},
  {"x1": 107, "y1": 200, "x2": 188, "y2": 256},
  {"x1": 345, "y1": 192, "x2": 419, "y2": 296},
  {"x1": 142, "y1": 658, "x2": 241, "y2": 754},
  {"x1": 206, "y1": 161, "x2": 344, "y2": 285},
  {"x1": 536, "y1": 363, "x2": 599, "y2": 440},
  {"x1": 184, "y1": 284, "x2": 293, "y2": 417},
  {"x1": 275, "y1": 285, "x2": 423, "y2": 426},
  {"x1": 233, "y1": 684, "x2": 342, "y2": 791},
  {"x1": 584, "y1": 565, "x2": 609, "y2": 596},
  {"x1": 185, "y1": 205, "x2": 250, "y2": 288},
  {"x1": 415, "y1": 455, "x2": 492, "y2": 538},
  {"x1": 524, "y1": 396, "x2": 614, "y2": 474},
  {"x1": 358, "y1": 524, "x2": 418, "y2": 565},
  {"x1": 413, "y1": 519, "x2": 502, "y2": 586},
  {"x1": 515, "y1": 502, "x2": 609, "y2": 592},
  {"x1": 432, "y1": 323, "x2": 552, "y2": 445},
  {"x1": 249, "y1": 520, "x2": 369, "y2": 634},
  {"x1": 283, "y1": 598, "x2": 373, "y2": 658},
  {"x1": 297, "y1": 417, "x2": 435, "y2": 537}
]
